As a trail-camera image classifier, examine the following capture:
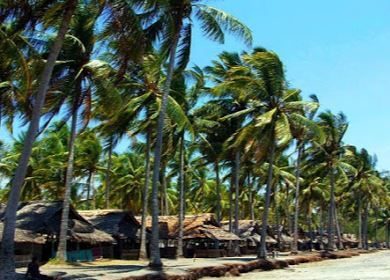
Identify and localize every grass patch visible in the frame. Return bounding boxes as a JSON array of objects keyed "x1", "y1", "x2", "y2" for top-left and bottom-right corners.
[{"x1": 46, "y1": 257, "x2": 68, "y2": 265}]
